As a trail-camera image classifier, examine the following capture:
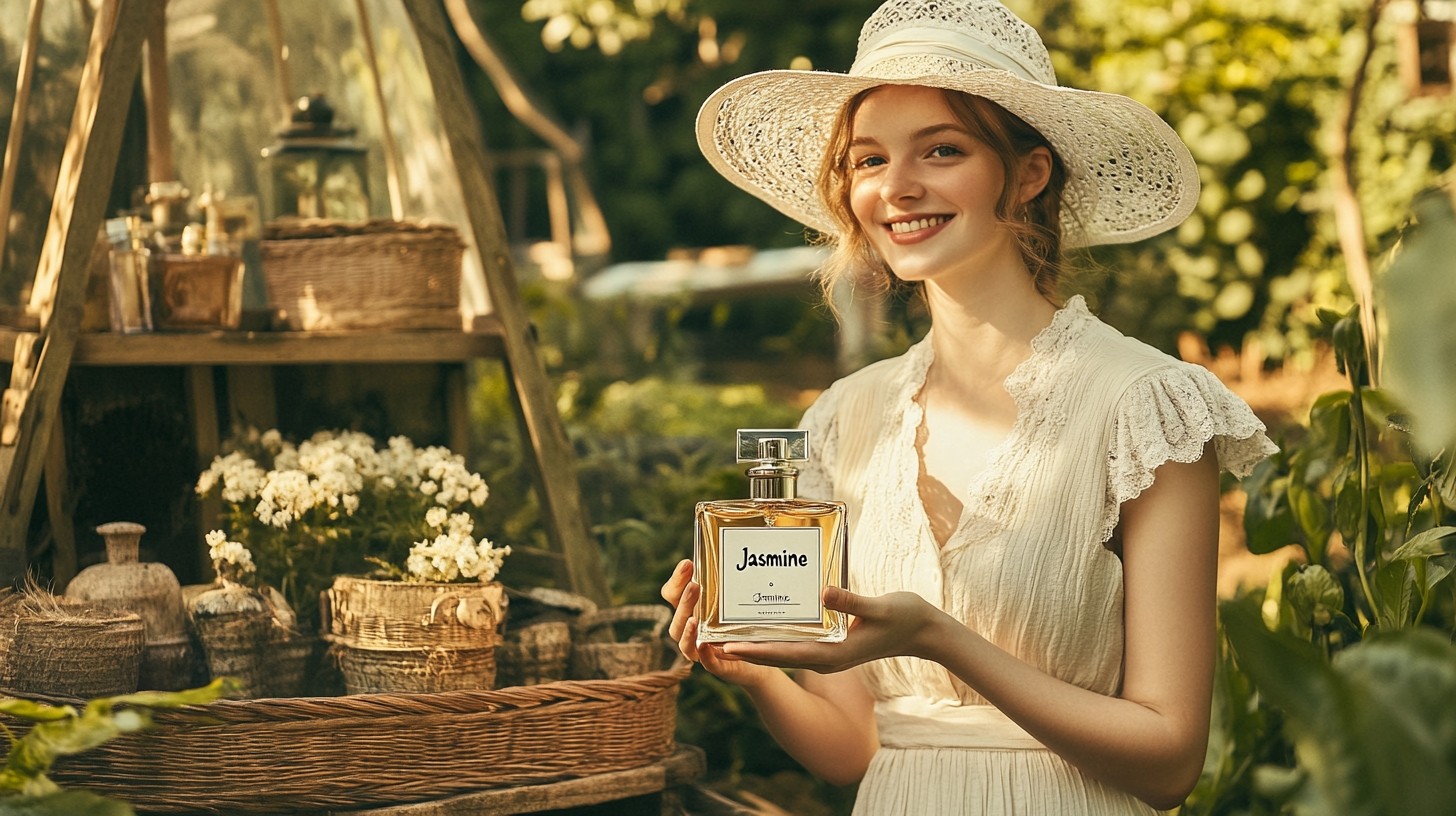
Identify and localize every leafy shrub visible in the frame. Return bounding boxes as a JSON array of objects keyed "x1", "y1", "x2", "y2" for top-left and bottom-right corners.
[{"x1": 1189, "y1": 190, "x2": 1456, "y2": 814}]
